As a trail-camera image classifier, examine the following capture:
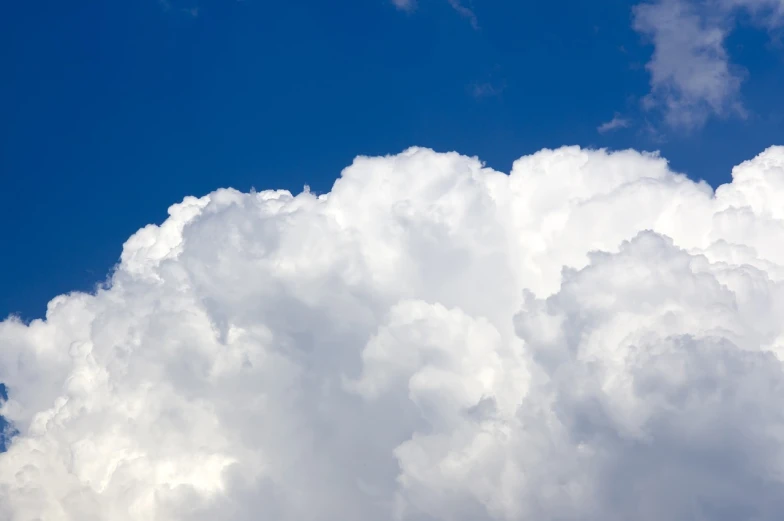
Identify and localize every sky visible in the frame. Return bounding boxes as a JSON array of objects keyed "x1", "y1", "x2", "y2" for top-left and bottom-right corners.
[
  {"x1": 3, "y1": 2, "x2": 784, "y2": 520},
  {"x1": 2, "y1": 0, "x2": 783, "y2": 320}
]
